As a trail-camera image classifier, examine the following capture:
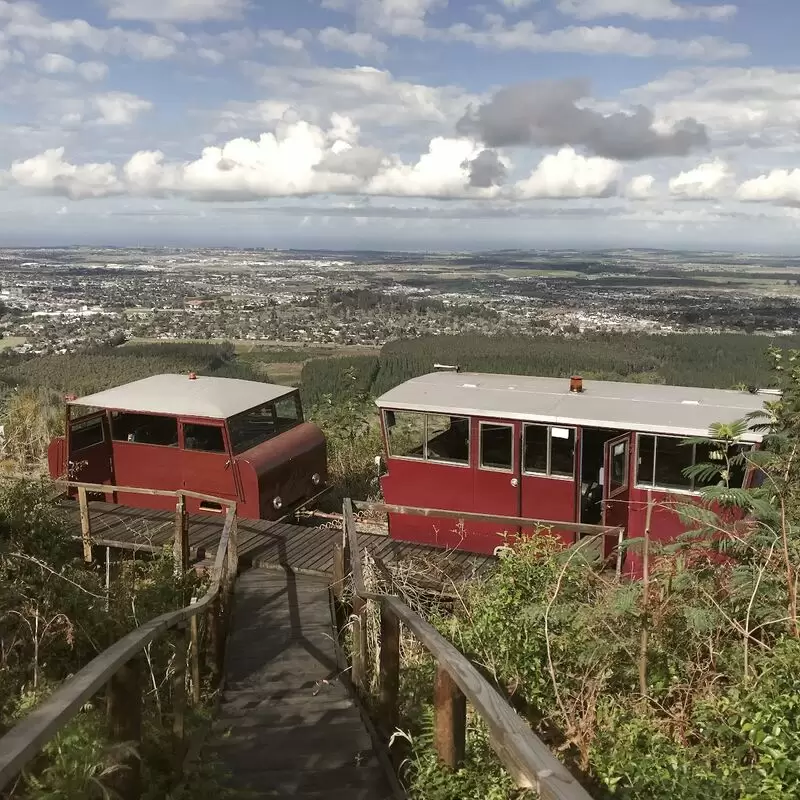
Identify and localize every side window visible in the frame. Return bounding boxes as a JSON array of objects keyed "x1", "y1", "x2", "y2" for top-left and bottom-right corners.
[
  {"x1": 480, "y1": 423, "x2": 513, "y2": 471},
  {"x1": 653, "y1": 437, "x2": 692, "y2": 491},
  {"x1": 111, "y1": 412, "x2": 178, "y2": 447},
  {"x1": 274, "y1": 394, "x2": 302, "y2": 430},
  {"x1": 183, "y1": 423, "x2": 226, "y2": 454},
  {"x1": 609, "y1": 439, "x2": 628, "y2": 494},
  {"x1": 385, "y1": 410, "x2": 425, "y2": 459},
  {"x1": 550, "y1": 427, "x2": 576, "y2": 477},
  {"x1": 523, "y1": 424, "x2": 548, "y2": 474},
  {"x1": 637, "y1": 435, "x2": 656, "y2": 486},
  {"x1": 425, "y1": 414, "x2": 470, "y2": 464},
  {"x1": 71, "y1": 416, "x2": 104, "y2": 451}
]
